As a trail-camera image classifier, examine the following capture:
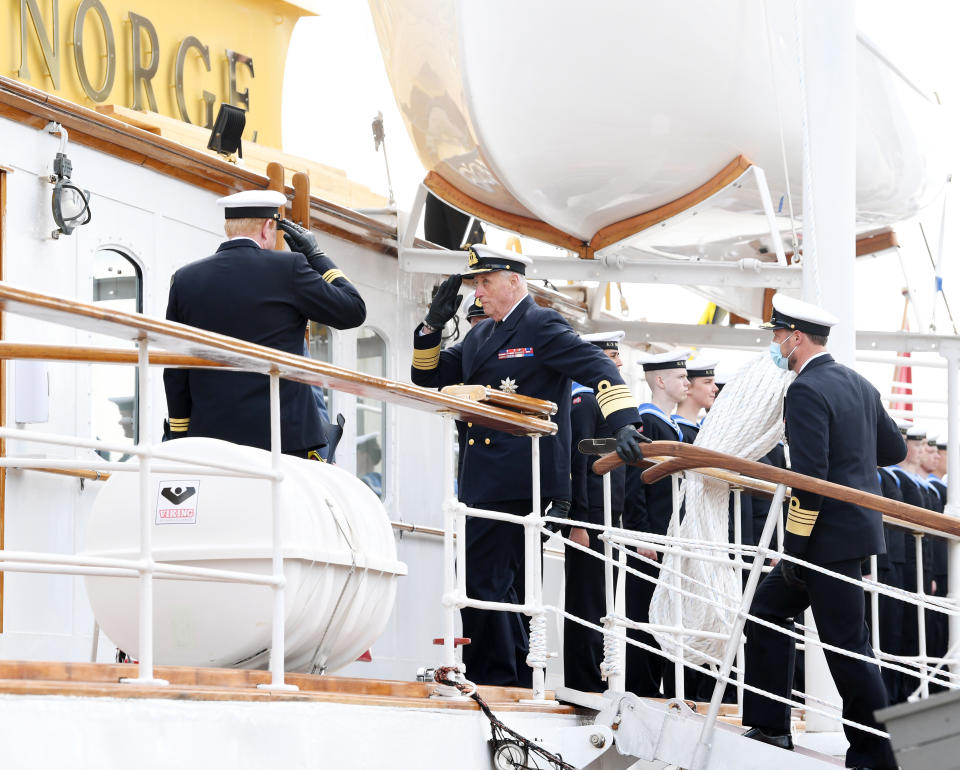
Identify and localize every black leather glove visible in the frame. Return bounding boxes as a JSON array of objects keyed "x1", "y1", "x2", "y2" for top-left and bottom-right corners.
[
  {"x1": 549, "y1": 499, "x2": 571, "y2": 521},
  {"x1": 614, "y1": 424, "x2": 646, "y2": 464},
  {"x1": 424, "y1": 274, "x2": 463, "y2": 330},
  {"x1": 278, "y1": 218, "x2": 324, "y2": 259},
  {"x1": 780, "y1": 555, "x2": 806, "y2": 591}
]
